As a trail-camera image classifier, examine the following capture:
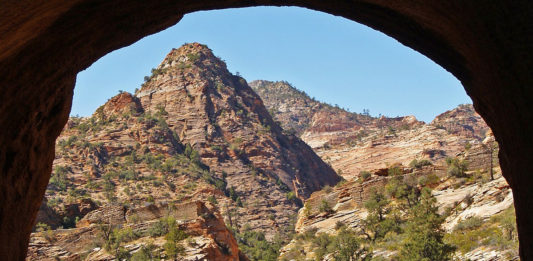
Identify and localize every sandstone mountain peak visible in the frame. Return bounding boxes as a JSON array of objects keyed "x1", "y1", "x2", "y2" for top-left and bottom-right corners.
[
  {"x1": 163, "y1": 43, "x2": 226, "y2": 70},
  {"x1": 32, "y1": 43, "x2": 343, "y2": 259},
  {"x1": 135, "y1": 44, "x2": 340, "y2": 237}
]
